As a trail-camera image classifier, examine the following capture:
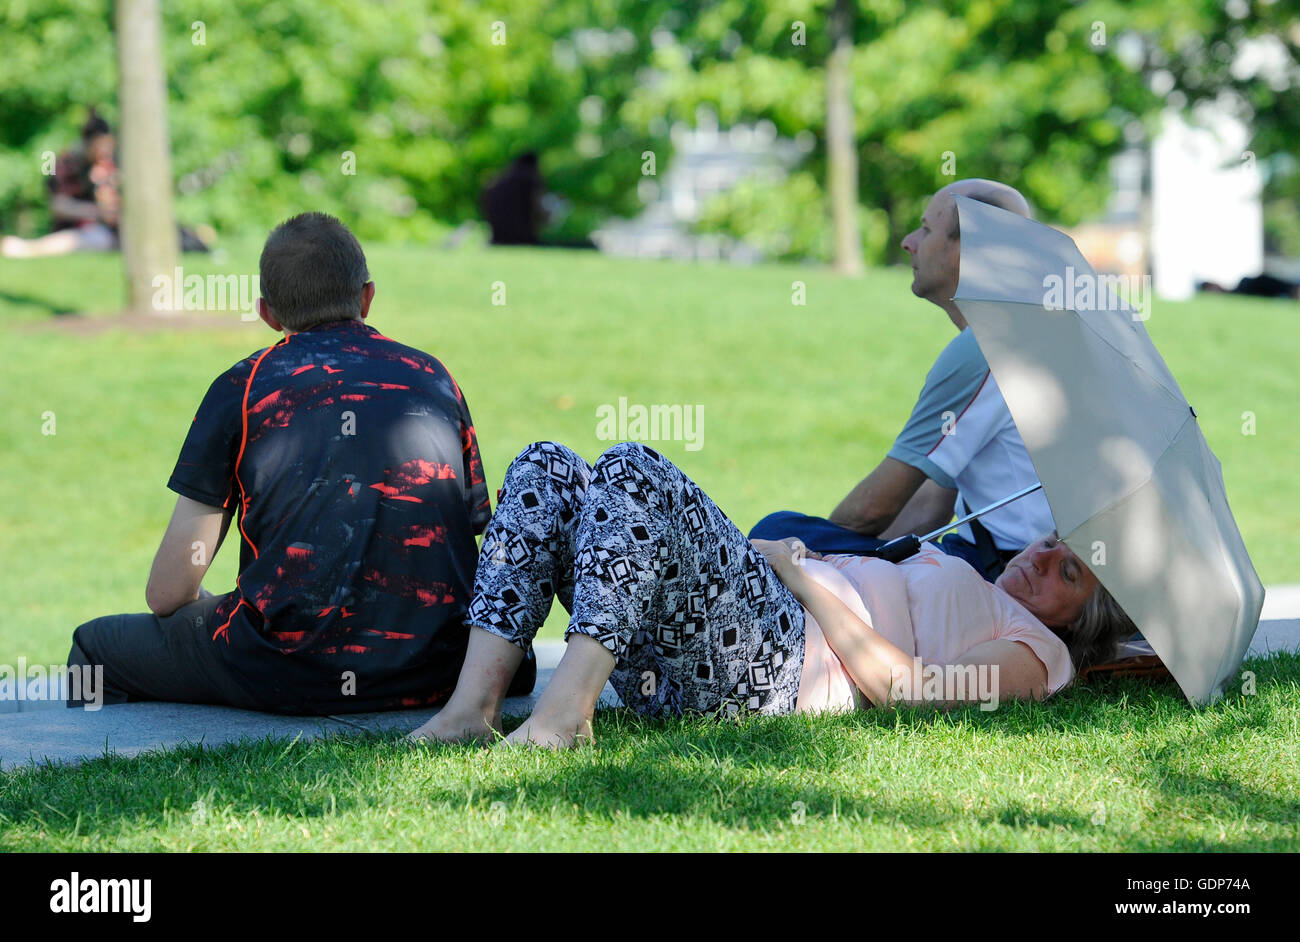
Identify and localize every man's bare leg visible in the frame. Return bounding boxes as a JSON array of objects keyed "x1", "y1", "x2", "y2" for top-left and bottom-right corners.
[
  {"x1": 2, "y1": 225, "x2": 116, "y2": 258},
  {"x1": 502, "y1": 633, "x2": 615, "y2": 749},
  {"x1": 407, "y1": 627, "x2": 524, "y2": 744},
  {"x1": 2, "y1": 230, "x2": 81, "y2": 258}
]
